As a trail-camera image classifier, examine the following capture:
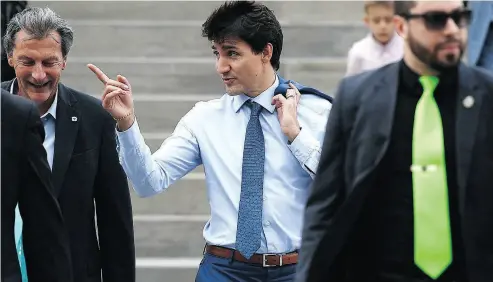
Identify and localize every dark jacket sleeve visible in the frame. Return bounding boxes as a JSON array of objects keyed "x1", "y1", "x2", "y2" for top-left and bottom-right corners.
[
  {"x1": 18, "y1": 102, "x2": 73, "y2": 282},
  {"x1": 295, "y1": 78, "x2": 348, "y2": 282},
  {"x1": 94, "y1": 115, "x2": 136, "y2": 282}
]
